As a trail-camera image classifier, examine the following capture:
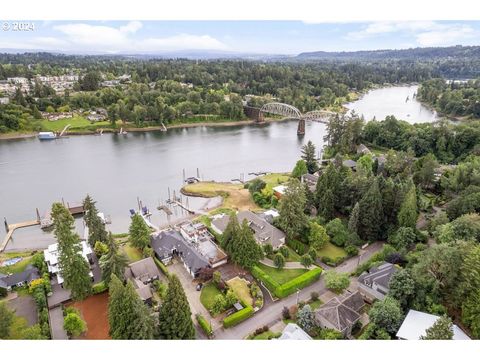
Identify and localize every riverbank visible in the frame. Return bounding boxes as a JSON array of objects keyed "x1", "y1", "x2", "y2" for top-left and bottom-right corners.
[{"x1": 0, "y1": 117, "x2": 291, "y2": 141}]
